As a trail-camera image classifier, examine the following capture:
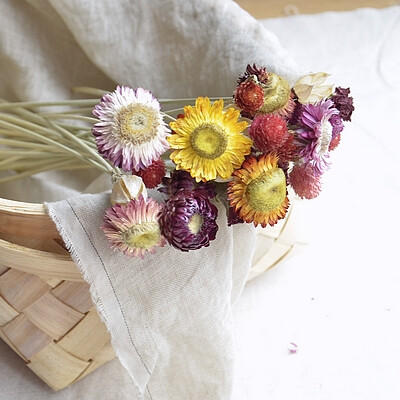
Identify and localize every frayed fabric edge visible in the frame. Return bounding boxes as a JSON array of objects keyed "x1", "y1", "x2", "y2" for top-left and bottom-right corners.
[{"x1": 45, "y1": 202, "x2": 146, "y2": 400}]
